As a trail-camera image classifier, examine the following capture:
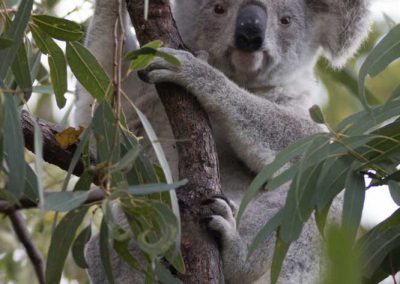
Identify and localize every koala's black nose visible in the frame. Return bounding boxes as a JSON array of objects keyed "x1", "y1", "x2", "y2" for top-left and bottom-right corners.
[{"x1": 235, "y1": 4, "x2": 267, "y2": 52}]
